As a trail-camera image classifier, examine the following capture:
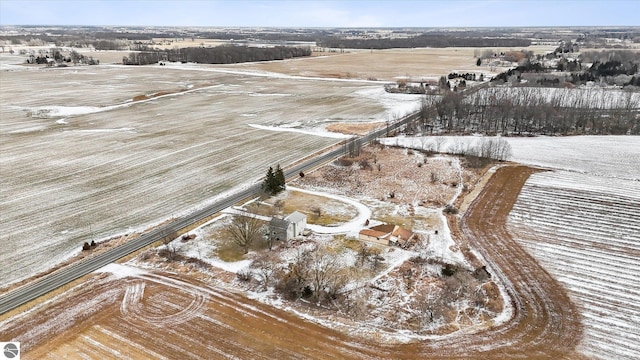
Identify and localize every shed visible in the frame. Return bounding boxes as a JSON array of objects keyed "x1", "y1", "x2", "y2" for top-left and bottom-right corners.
[
  {"x1": 285, "y1": 211, "x2": 307, "y2": 239},
  {"x1": 359, "y1": 224, "x2": 414, "y2": 246},
  {"x1": 359, "y1": 228, "x2": 392, "y2": 246}
]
